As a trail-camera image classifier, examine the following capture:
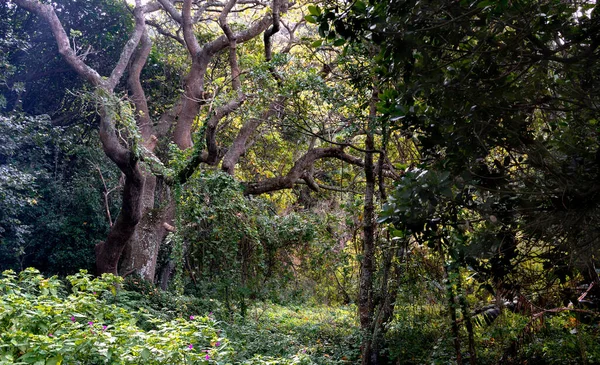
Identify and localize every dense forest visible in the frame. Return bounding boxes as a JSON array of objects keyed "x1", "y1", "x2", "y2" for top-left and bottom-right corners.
[{"x1": 1, "y1": 0, "x2": 600, "y2": 363}]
